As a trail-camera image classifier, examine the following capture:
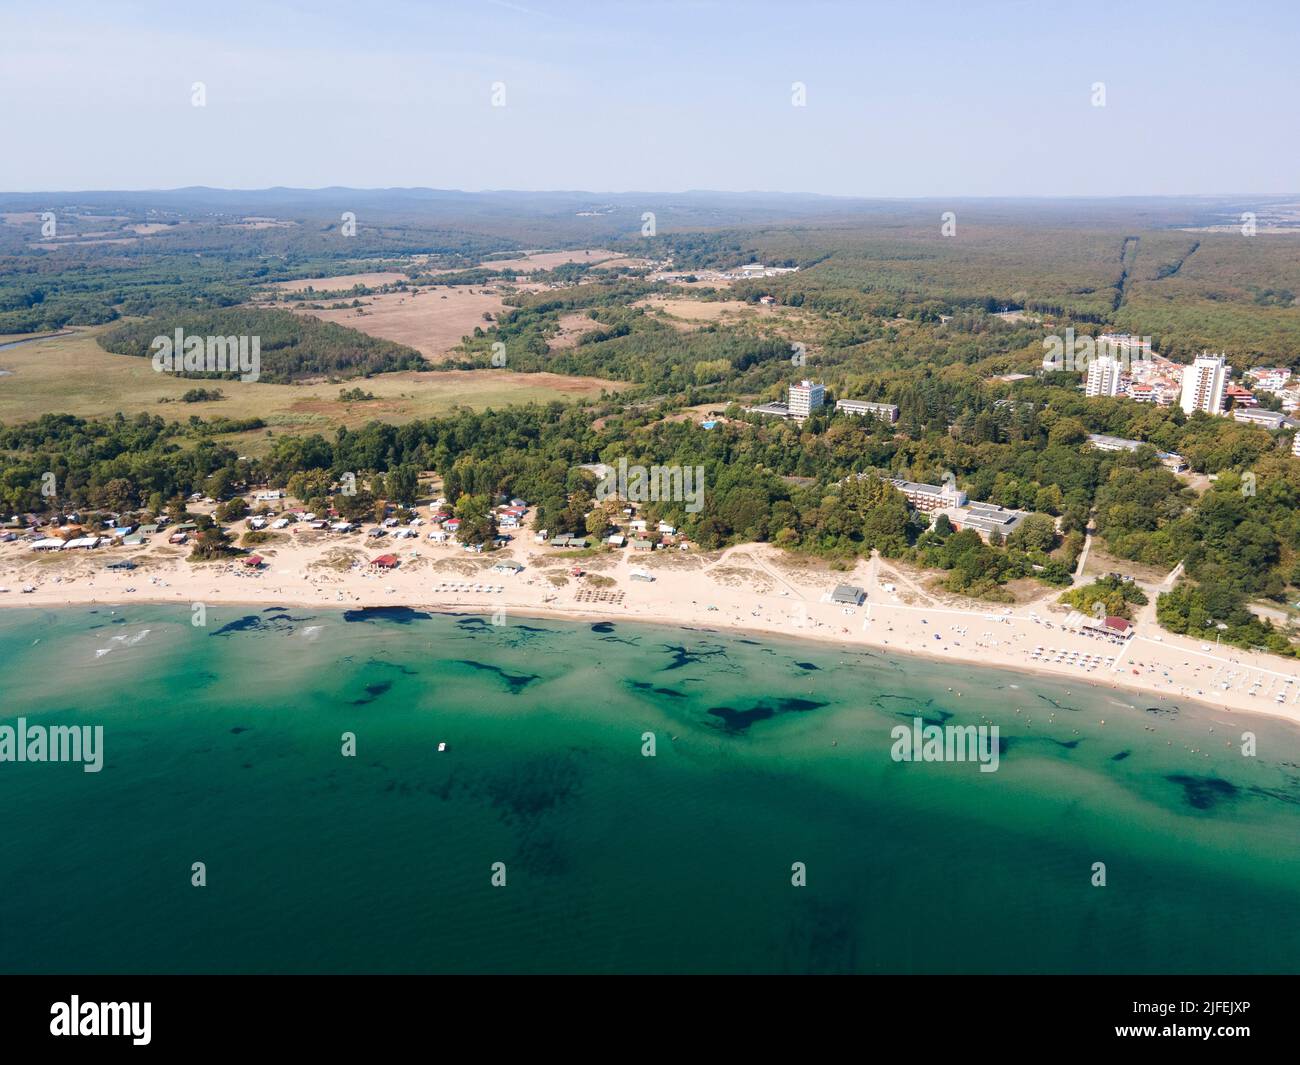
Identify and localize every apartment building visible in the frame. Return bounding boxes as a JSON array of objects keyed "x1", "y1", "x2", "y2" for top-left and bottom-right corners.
[
  {"x1": 1179, "y1": 354, "x2": 1229, "y2": 415},
  {"x1": 1085, "y1": 355, "x2": 1123, "y2": 398},
  {"x1": 1246, "y1": 367, "x2": 1291, "y2": 393}
]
